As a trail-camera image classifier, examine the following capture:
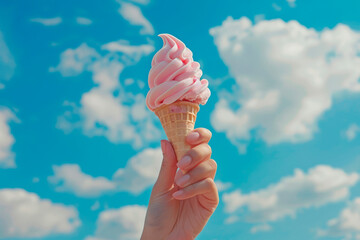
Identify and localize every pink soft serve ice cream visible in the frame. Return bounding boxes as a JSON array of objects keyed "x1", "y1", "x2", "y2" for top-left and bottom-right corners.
[{"x1": 146, "y1": 34, "x2": 210, "y2": 111}]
